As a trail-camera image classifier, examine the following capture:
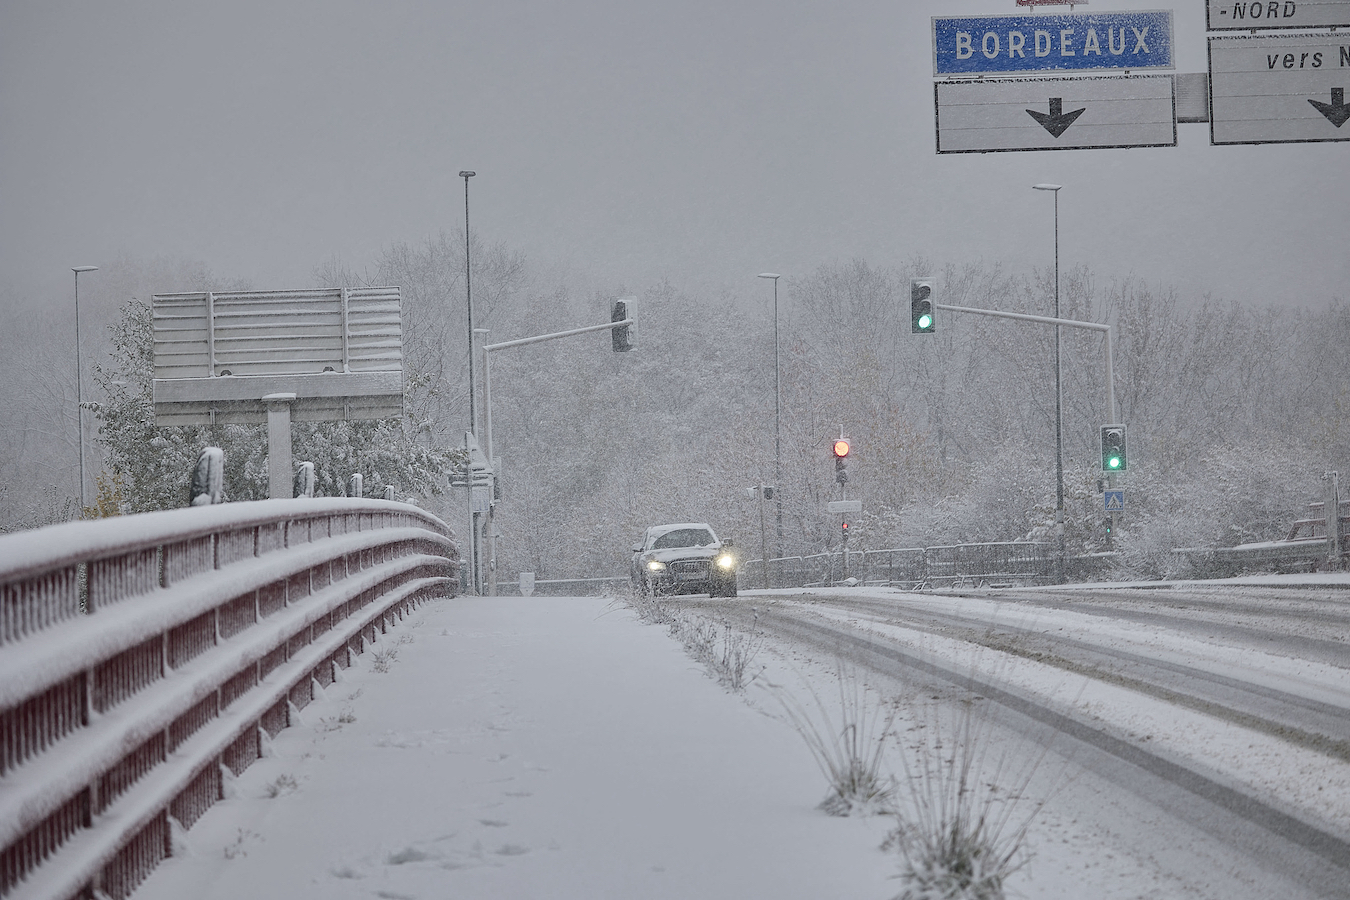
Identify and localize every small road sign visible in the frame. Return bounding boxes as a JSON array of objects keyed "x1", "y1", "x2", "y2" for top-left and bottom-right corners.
[
  {"x1": 1210, "y1": 34, "x2": 1350, "y2": 144},
  {"x1": 932, "y1": 11, "x2": 1174, "y2": 76},
  {"x1": 935, "y1": 75, "x2": 1176, "y2": 153},
  {"x1": 1105, "y1": 490, "x2": 1125, "y2": 512},
  {"x1": 1206, "y1": 0, "x2": 1350, "y2": 31},
  {"x1": 827, "y1": 500, "x2": 863, "y2": 514}
]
